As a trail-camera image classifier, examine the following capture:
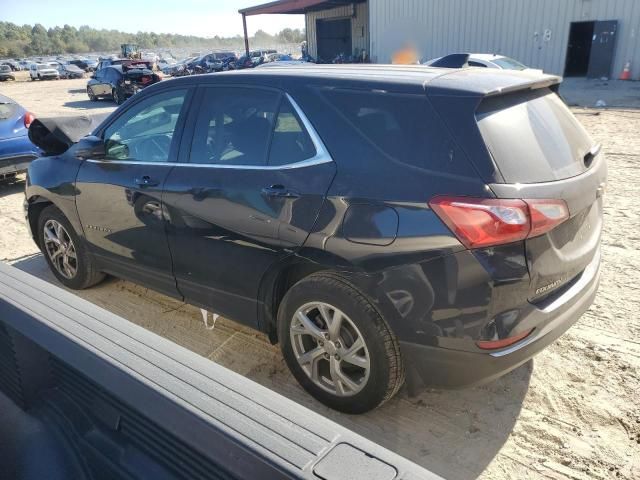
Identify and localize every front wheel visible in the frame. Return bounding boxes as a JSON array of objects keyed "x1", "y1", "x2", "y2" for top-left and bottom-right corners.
[
  {"x1": 278, "y1": 273, "x2": 405, "y2": 414},
  {"x1": 38, "y1": 205, "x2": 105, "y2": 289},
  {"x1": 87, "y1": 87, "x2": 97, "y2": 101}
]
